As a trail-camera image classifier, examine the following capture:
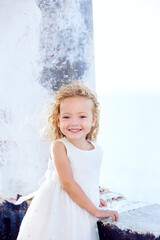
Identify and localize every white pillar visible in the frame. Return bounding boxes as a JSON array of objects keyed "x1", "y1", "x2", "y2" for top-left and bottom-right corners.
[
  {"x1": 36, "y1": 0, "x2": 95, "y2": 90},
  {"x1": 0, "y1": 0, "x2": 95, "y2": 199}
]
